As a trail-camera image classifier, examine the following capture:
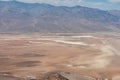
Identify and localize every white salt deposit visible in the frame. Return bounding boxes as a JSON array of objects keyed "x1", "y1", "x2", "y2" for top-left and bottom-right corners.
[
  {"x1": 71, "y1": 36, "x2": 98, "y2": 39},
  {"x1": 54, "y1": 40, "x2": 88, "y2": 46}
]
